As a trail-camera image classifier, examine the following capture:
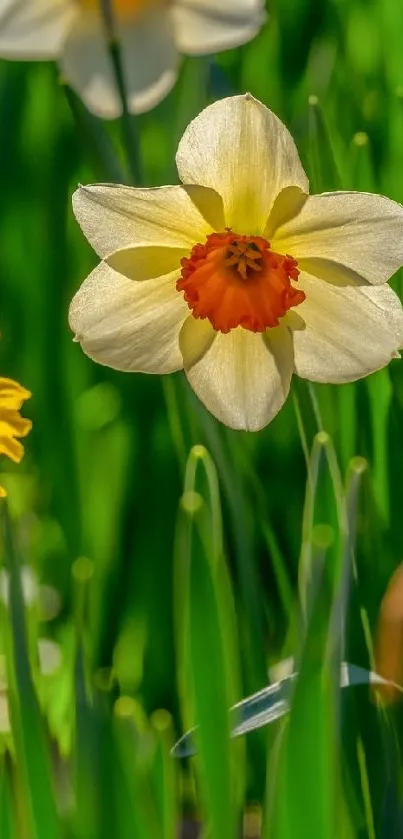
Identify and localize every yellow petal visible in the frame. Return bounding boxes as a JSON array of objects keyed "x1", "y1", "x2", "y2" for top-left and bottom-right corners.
[
  {"x1": 176, "y1": 94, "x2": 309, "y2": 235},
  {"x1": 292, "y1": 273, "x2": 403, "y2": 383},
  {"x1": 72, "y1": 183, "x2": 224, "y2": 259},
  {"x1": 59, "y1": 8, "x2": 178, "y2": 118},
  {"x1": 182, "y1": 322, "x2": 294, "y2": 430},
  {"x1": 0, "y1": 378, "x2": 31, "y2": 410},
  {"x1": 0, "y1": 435, "x2": 24, "y2": 464},
  {"x1": 0, "y1": 413, "x2": 32, "y2": 439},
  {"x1": 171, "y1": 0, "x2": 266, "y2": 55},
  {"x1": 272, "y1": 191, "x2": 403, "y2": 286},
  {"x1": 0, "y1": 0, "x2": 76, "y2": 58},
  {"x1": 69, "y1": 262, "x2": 188, "y2": 374}
]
